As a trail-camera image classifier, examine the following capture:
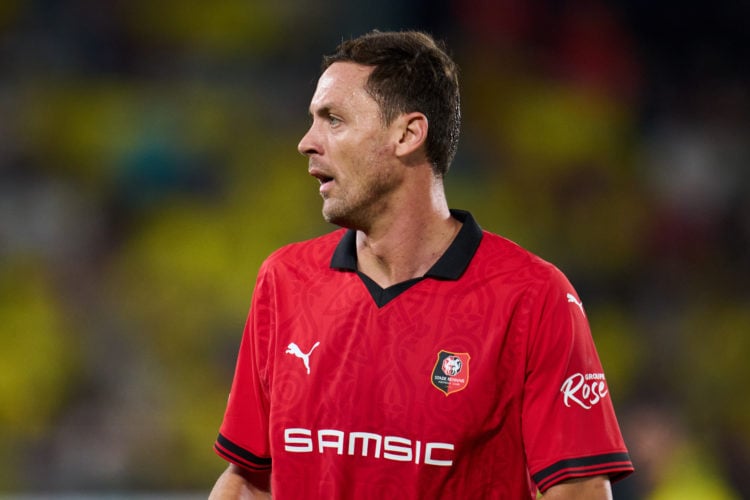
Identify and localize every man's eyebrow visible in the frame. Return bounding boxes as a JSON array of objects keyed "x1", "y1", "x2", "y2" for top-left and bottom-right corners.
[{"x1": 309, "y1": 104, "x2": 334, "y2": 118}]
